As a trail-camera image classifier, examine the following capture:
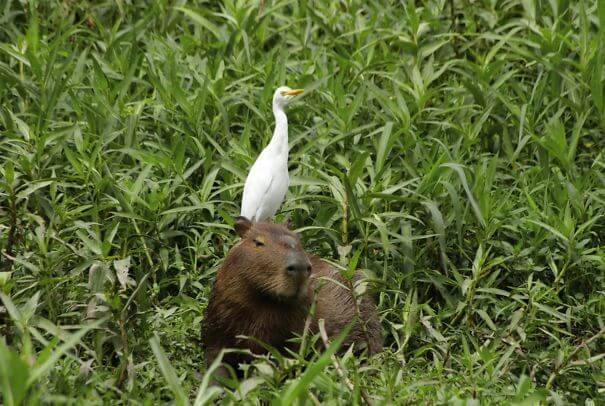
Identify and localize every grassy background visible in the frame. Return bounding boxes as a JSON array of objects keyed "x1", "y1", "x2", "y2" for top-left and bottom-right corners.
[{"x1": 1, "y1": 0, "x2": 605, "y2": 404}]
